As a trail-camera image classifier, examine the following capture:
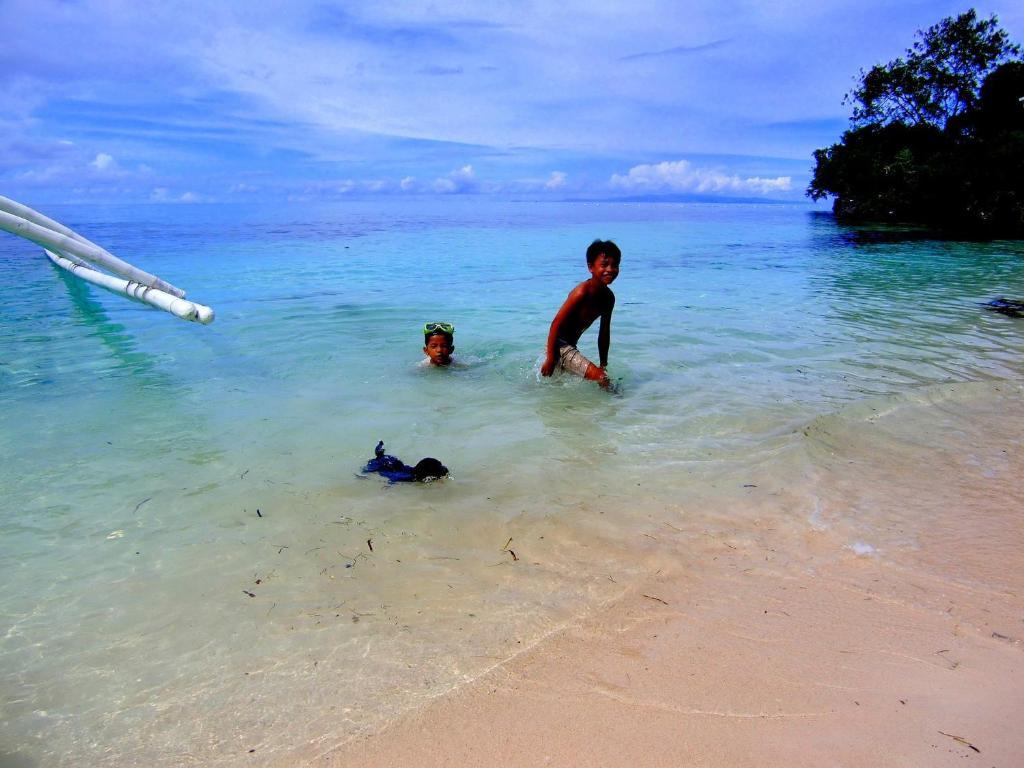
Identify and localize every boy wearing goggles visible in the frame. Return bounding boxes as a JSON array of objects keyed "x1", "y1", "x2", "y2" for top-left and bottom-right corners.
[
  {"x1": 421, "y1": 322, "x2": 456, "y2": 367},
  {"x1": 541, "y1": 240, "x2": 620, "y2": 389}
]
